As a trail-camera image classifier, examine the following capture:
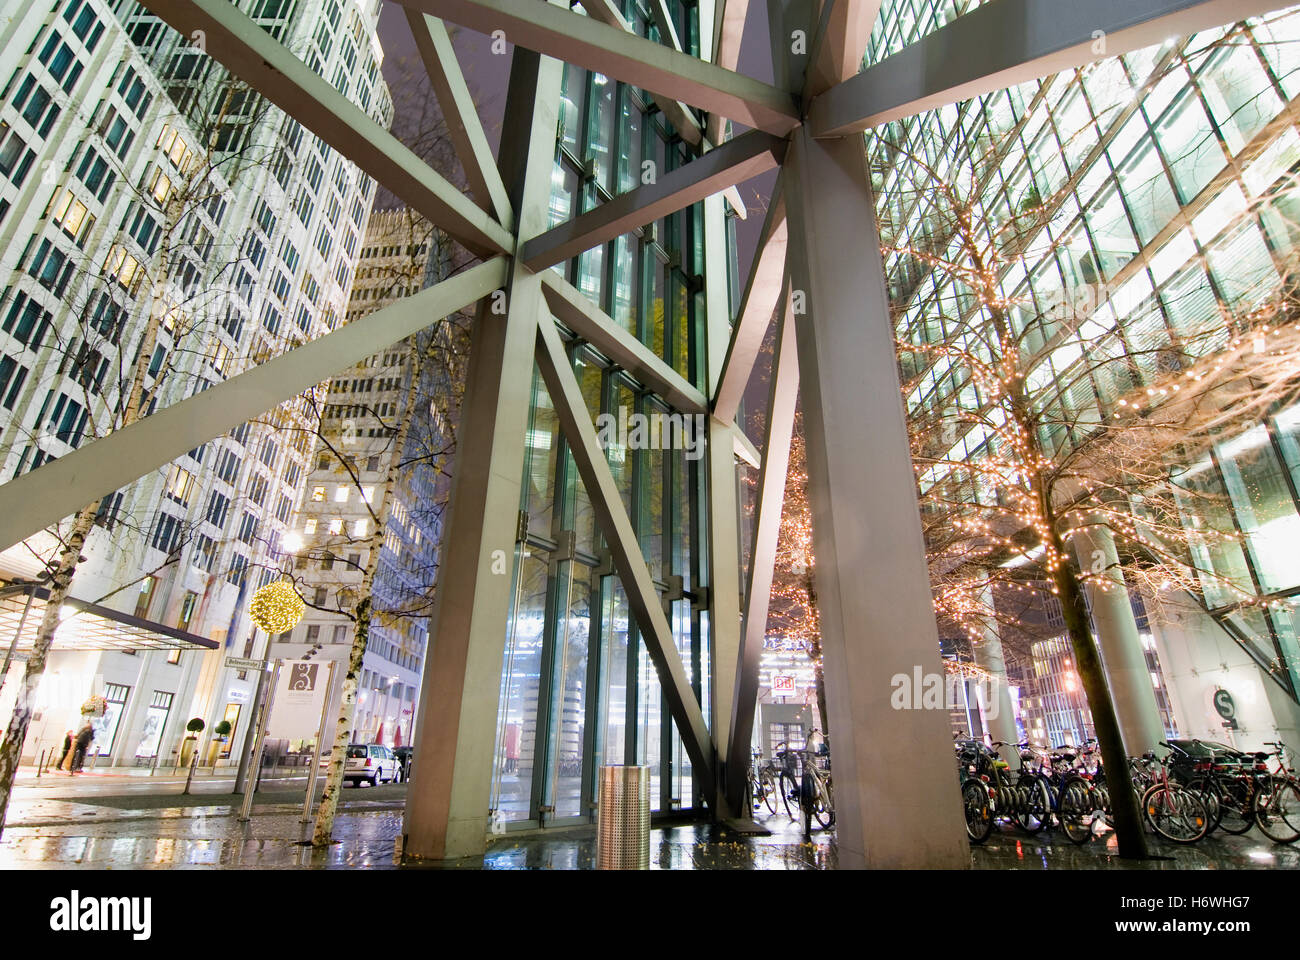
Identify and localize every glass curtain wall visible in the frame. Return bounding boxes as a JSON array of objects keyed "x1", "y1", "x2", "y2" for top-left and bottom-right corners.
[
  {"x1": 870, "y1": 0, "x2": 1300, "y2": 698},
  {"x1": 490, "y1": 0, "x2": 719, "y2": 826}
]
